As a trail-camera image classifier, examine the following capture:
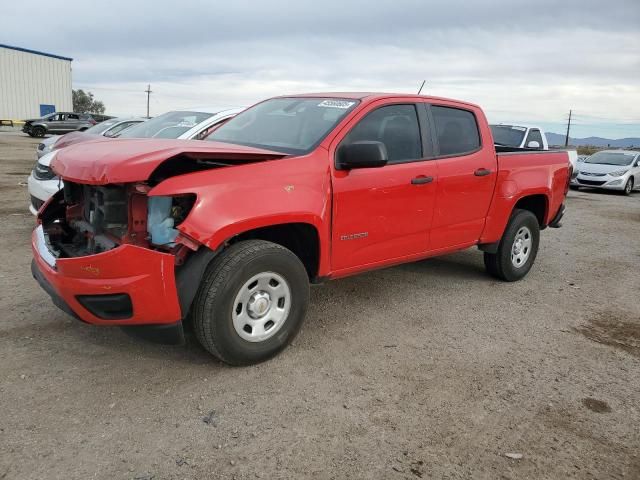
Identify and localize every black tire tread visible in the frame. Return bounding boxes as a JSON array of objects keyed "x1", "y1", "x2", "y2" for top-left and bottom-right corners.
[
  {"x1": 483, "y1": 209, "x2": 540, "y2": 282},
  {"x1": 192, "y1": 240, "x2": 304, "y2": 365}
]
